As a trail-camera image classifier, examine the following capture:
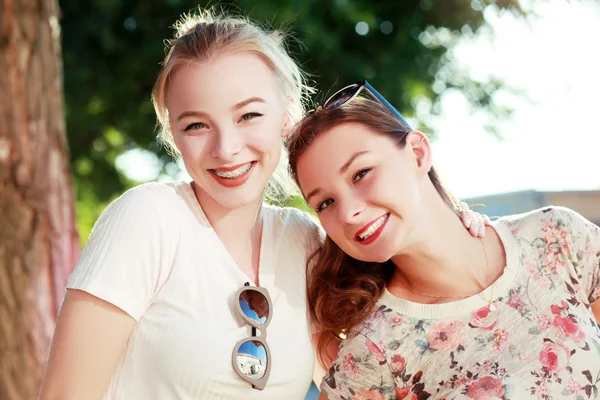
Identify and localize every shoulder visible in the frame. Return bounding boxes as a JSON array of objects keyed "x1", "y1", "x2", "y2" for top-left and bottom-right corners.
[
  {"x1": 88, "y1": 182, "x2": 194, "y2": 241},
  {"x1": 114, "y1": 181, "x2": 189, "y2": 208},
  {"x1": 265, "y1": 204, "x2": 324, "y2": 242},
  {"x1": 497, "y1": 206, "x2": 597, "y2": 239},
  {"x1": 104, "y1": 181, "x2": 194, "y2": 222}
]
